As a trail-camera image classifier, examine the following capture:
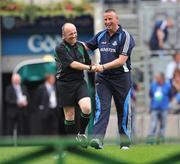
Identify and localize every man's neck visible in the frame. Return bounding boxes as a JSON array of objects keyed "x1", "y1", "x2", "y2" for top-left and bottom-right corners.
[
  {"x1": 64, "y1": 40, "x2": 76, "y2": 46},
  {"x1": 108, "y1": 25, "x2": 119, "y2": 36}
]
